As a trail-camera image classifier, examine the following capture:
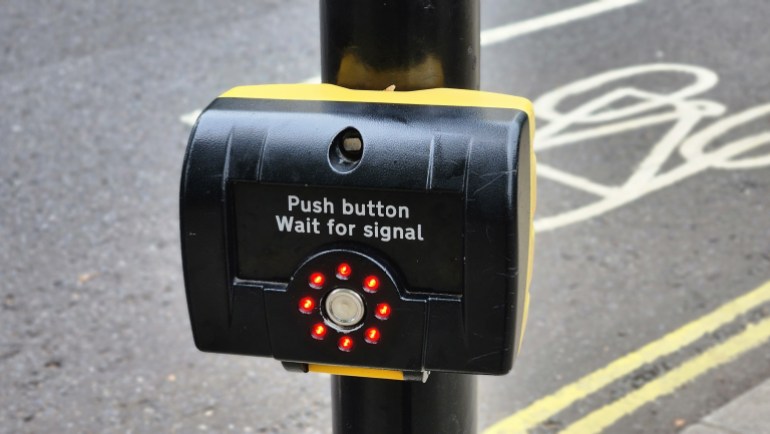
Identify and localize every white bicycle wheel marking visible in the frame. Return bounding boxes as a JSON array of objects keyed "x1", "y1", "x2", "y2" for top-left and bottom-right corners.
[{"x1": 534, "y1": 63, "x2": 770, "y2": 232}]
